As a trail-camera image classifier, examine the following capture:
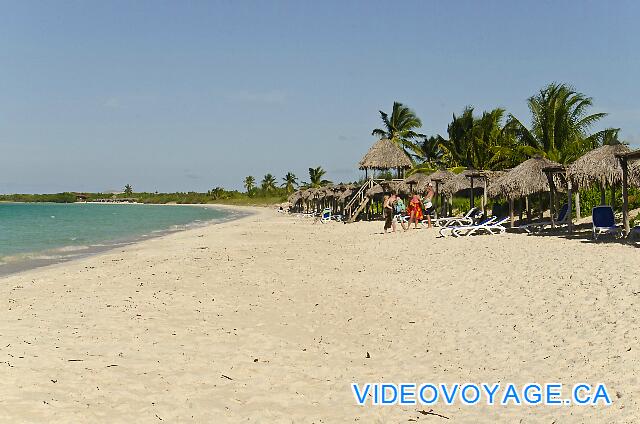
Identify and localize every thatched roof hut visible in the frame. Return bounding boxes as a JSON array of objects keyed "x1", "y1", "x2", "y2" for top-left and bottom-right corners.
[
  {"x1": 568, "y1": 144, "x2": 640, "y2": 189},
  {"x1": 288, "y1": 191, "x2": 302, "y2": 204},
  {"x1": 488, "y1": 157, "x2": 561, "y2": 199},
  {"x1": 441, "y1": 170, "x2": 478, "y2": 197},
  {"x1": 338, "y1": 188, "x2": 354, "y2": 202},
  {"x1": 359, "y1": 139, "x2": 412, "y2": 171},
  {"x1": 365, "y1": 184, "x2": 384, "y2": 197},
  {"x1": 405, "y1": 172, "x2": 428, "y2": 185},
  {"x1": 428, "y1": 169, "x2": 455, "y2": 183}
]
